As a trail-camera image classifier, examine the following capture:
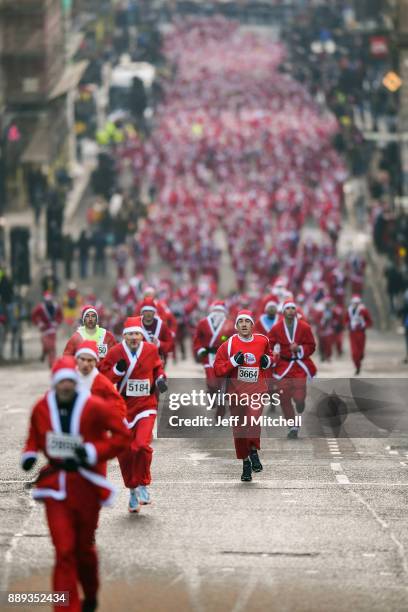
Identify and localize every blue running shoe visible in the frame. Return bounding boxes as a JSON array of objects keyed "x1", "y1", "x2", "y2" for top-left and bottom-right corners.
[
  {"x1": 128, "y1": 488, "x2": 140, "y2": 513},
  {"x1": 136, "y1": 485, "x2": 151, "y2": 505}
]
